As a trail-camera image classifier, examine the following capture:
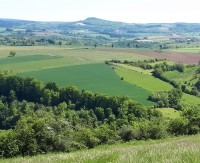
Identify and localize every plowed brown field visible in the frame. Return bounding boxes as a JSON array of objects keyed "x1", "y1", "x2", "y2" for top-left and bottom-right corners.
[{"x1": 98, "y1": 48, "x2": 200, "y2": 64}]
